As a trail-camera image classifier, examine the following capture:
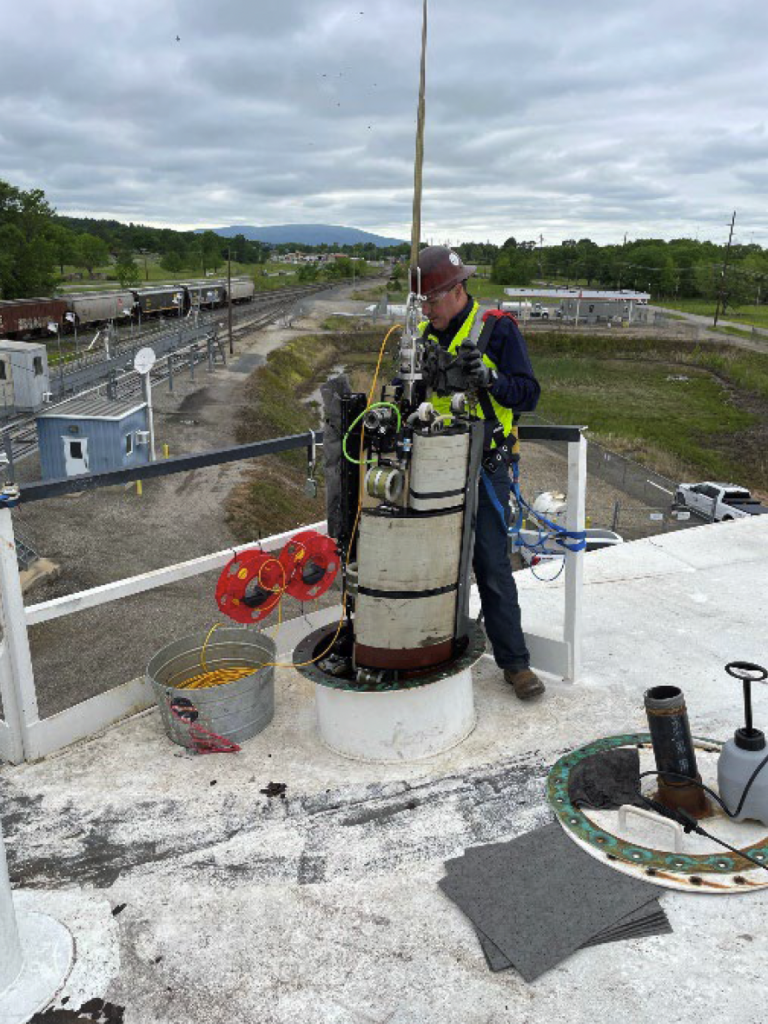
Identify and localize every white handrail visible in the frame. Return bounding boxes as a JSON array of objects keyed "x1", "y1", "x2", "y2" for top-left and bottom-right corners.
[{"x1": 0, "y1": 433, "x2": 586, "y2": 764}]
